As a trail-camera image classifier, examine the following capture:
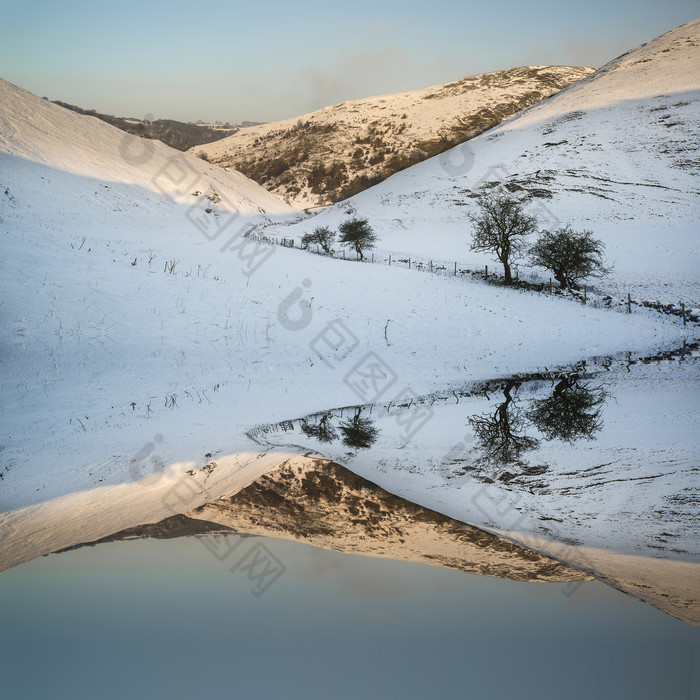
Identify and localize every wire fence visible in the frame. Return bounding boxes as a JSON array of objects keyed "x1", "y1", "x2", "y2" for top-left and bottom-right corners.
[{"x1": 248, "y1": 232, "x2": 697, "y2": 324}]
